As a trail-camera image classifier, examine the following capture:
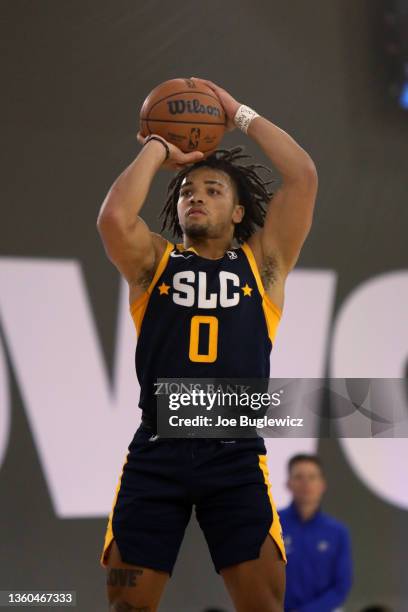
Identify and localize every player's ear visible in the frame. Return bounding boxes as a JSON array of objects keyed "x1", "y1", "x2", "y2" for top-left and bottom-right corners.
[{"x1": 232, "y1": 203, "x2": 245, "y2": 223}]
